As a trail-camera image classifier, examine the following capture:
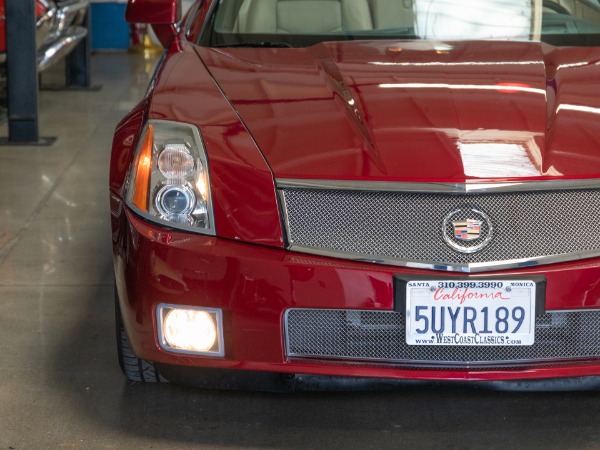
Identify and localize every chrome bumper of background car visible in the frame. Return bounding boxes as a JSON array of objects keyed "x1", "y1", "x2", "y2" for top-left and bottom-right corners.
[
  {"x1": 54, "y1": 0, "x2": 89, "y2": 33},
  {"x1": 36, "y1": 10, "x2": 55, "y2": 48},
  {"x1": 37, "y1": 25, "x2": 87, "y2": 72}
]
